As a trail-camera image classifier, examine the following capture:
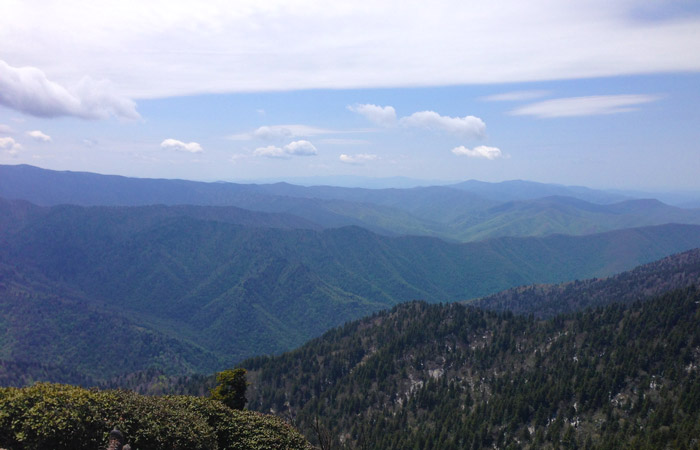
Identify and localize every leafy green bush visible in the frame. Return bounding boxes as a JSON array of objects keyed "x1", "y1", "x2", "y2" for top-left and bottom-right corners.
[{"x1": 0, "y1": 383, "x2": 311, "y2": 450}]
